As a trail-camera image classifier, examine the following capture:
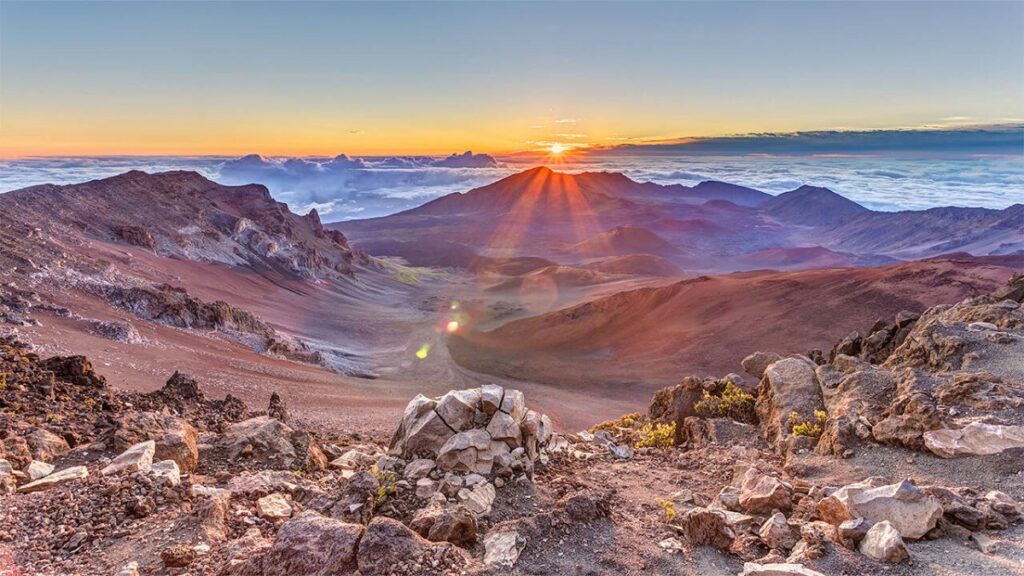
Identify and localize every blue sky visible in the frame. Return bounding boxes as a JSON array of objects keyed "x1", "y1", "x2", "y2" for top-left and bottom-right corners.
[{"x1": 1, "y1": 1, "x2": 1022, "y2": 155}]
